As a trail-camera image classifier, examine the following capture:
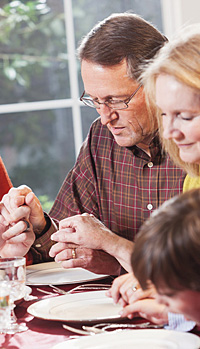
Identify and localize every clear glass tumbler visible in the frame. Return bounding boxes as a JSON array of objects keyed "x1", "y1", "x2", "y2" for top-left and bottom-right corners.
[{"x1": 0, "y1": 257, "x2": 27, "y2": 333}]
